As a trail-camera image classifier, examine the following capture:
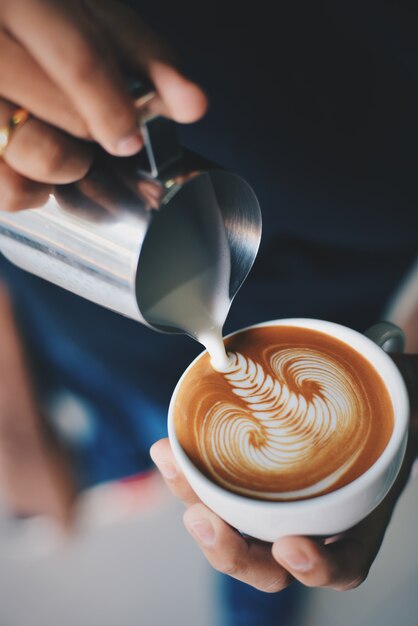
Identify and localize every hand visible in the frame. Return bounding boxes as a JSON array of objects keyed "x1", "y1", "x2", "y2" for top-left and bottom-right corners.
[
  {"x1": 0, "y1": 0, "x2": 207, "y2": 209},
  {"x1": 0, "y1": 284, "x2": 75, "y2": 527},
  {"x1": 150, "y1": 354, "x2": 418, "y2": 593},
  {"x1": 0, "y1": 96, "x2": 94, "y2": 211}
]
